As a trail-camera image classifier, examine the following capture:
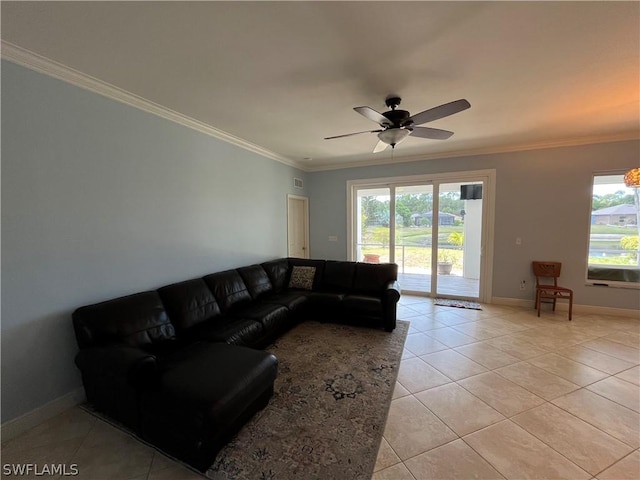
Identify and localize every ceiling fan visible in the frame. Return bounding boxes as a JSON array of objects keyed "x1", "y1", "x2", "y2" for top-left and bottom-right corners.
[{"x1": 325, "y1": 95, "x2": 471, "y2": 153}]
